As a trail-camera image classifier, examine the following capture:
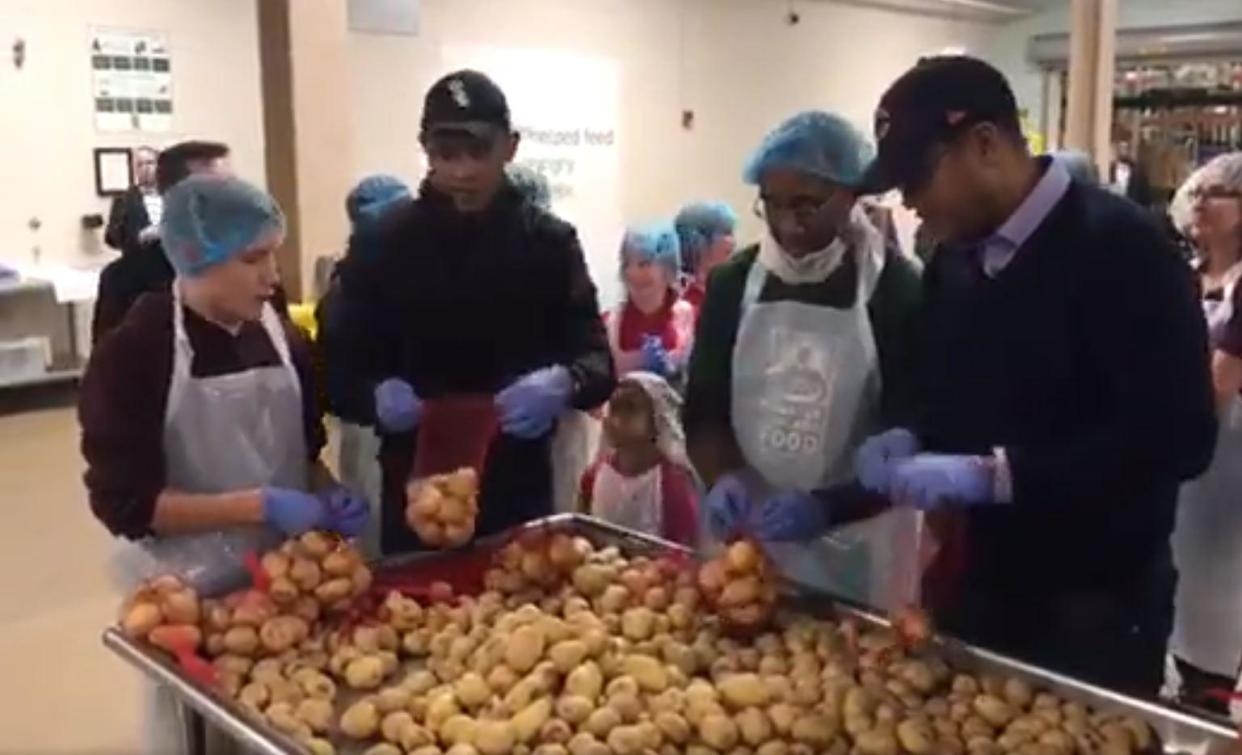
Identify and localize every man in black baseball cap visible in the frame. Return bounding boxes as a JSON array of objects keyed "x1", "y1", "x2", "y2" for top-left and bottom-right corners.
[
  {"x1": 328, "y1": 69, "x2": 615, "y2": 554},
  {"x1": 851, "y1": 56, "x2": 1216, "y2": 695}
]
